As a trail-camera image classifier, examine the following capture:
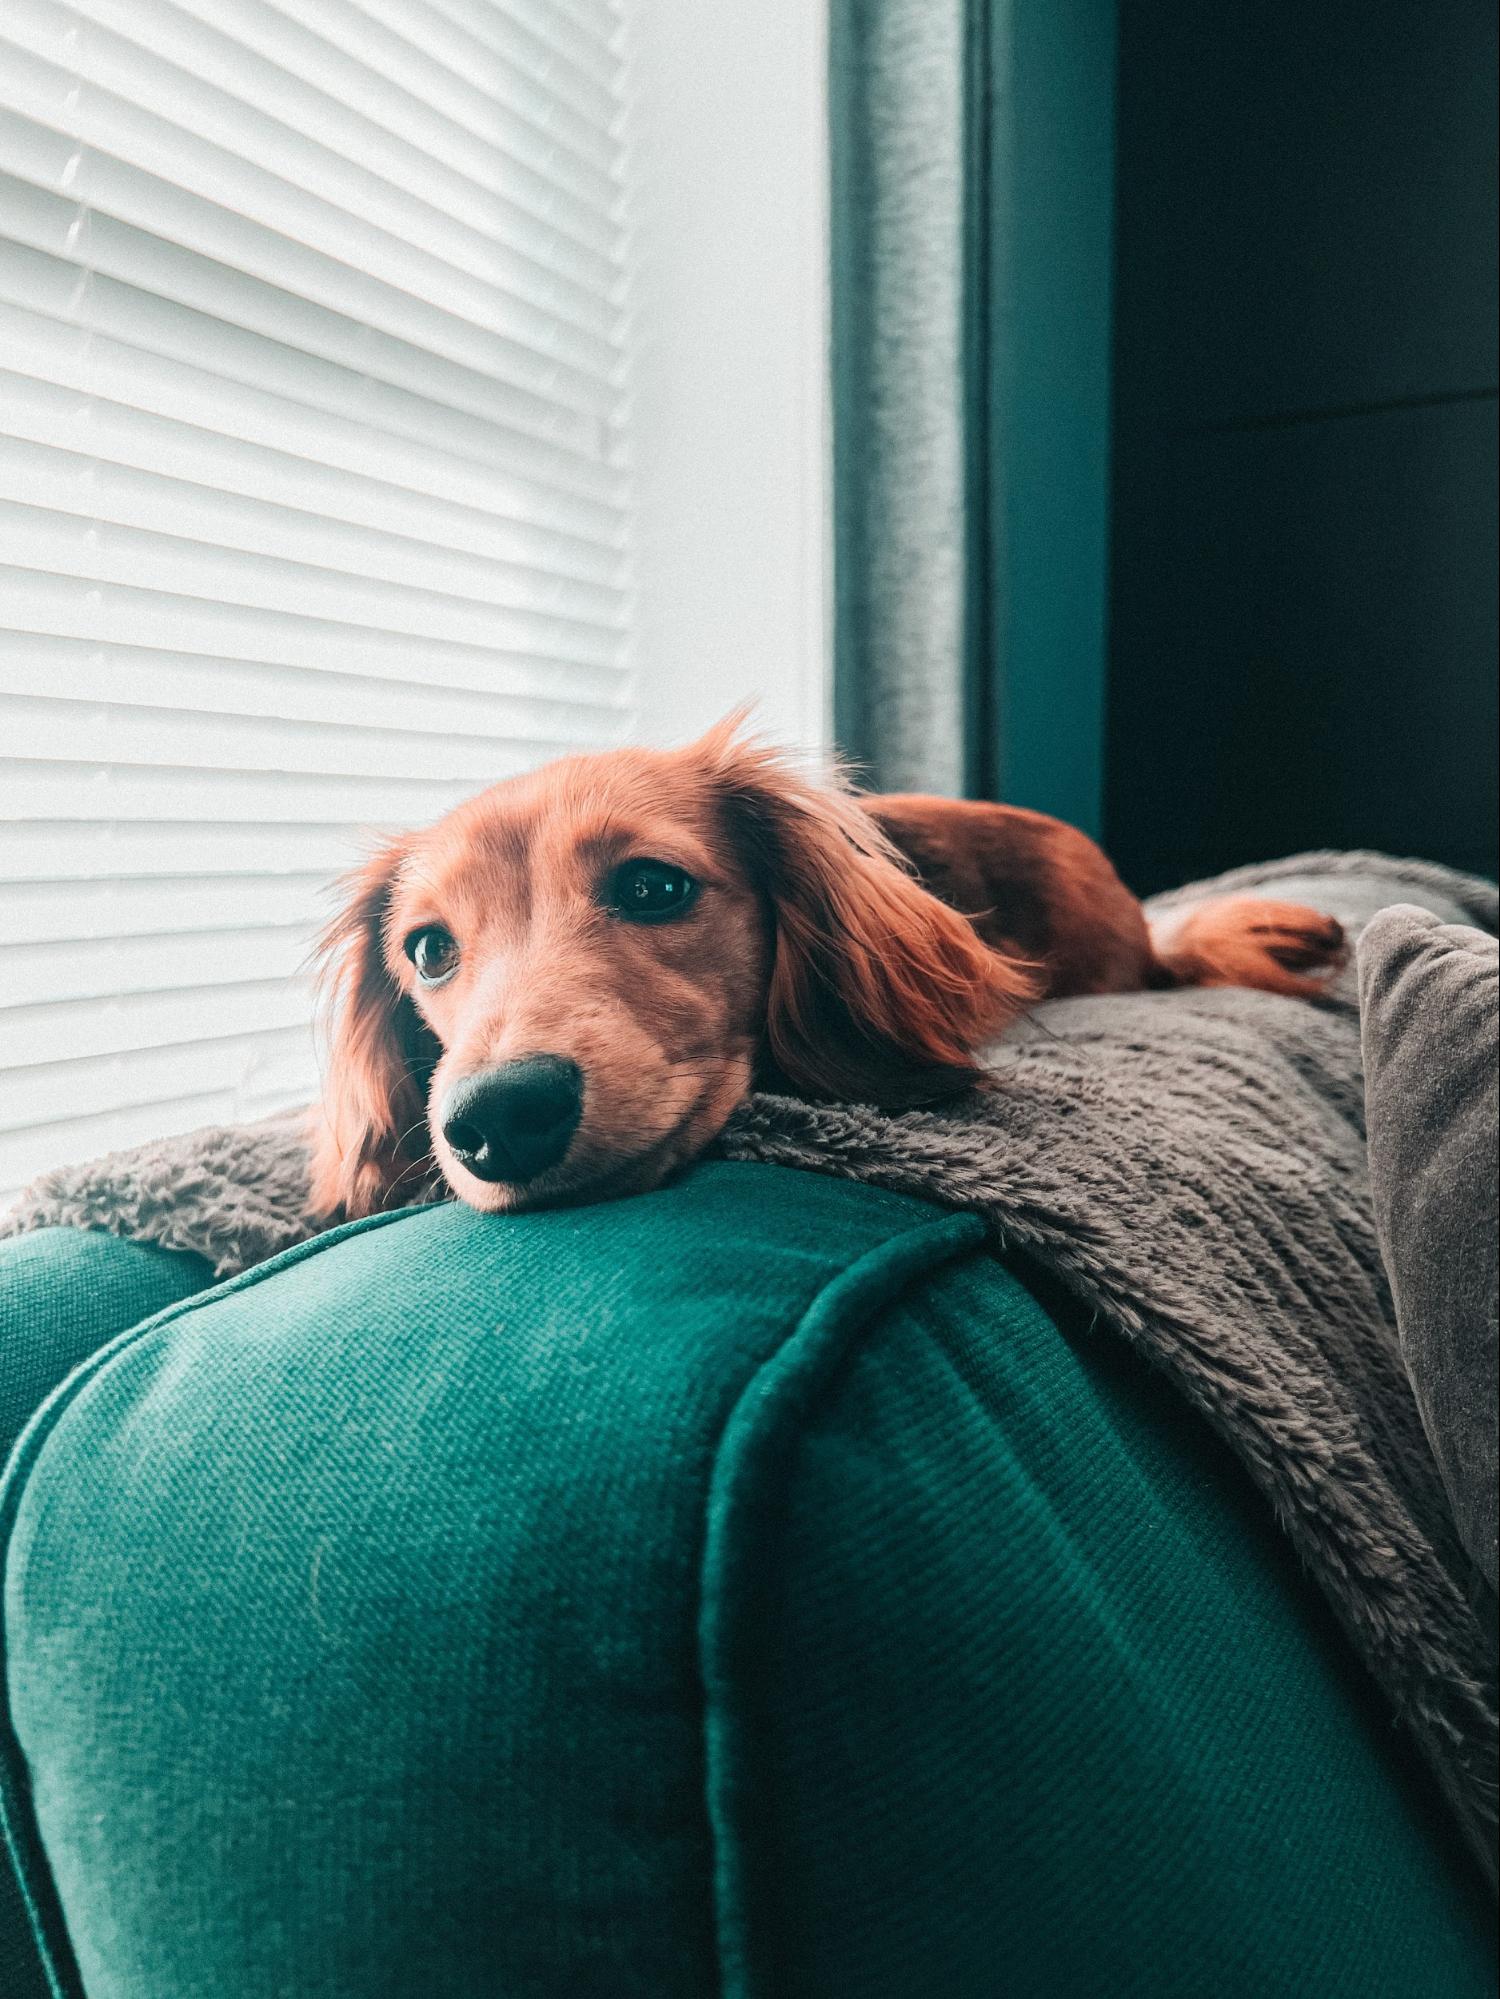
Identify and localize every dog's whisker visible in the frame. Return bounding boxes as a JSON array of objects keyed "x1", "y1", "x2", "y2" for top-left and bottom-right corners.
[{"x1": 393, "y1": 1114, "x2": 434, "y2": 1153}]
